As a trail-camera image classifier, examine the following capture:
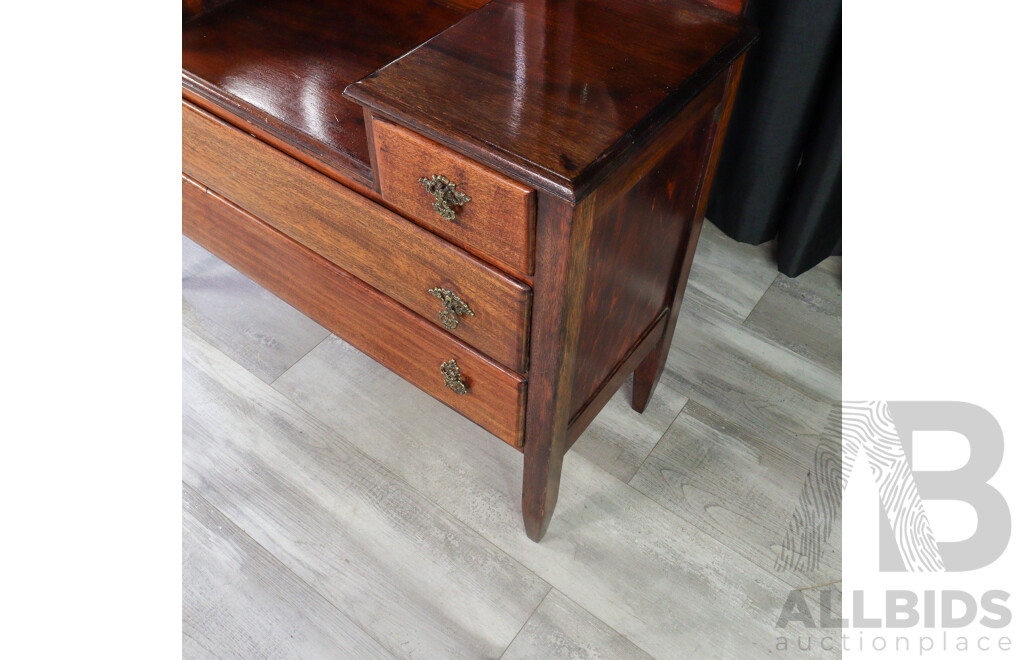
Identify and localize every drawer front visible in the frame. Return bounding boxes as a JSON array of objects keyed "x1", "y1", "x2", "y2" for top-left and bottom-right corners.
[
  {"x1": 183, "y1": 101, "x2": 530, "y2": 373},
  {"x1": 183, "y1": 175, "x2": 527, "y2": 448},
  {"x1": 372, "y1": 118, "x2": 535, "y2": 278}
]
